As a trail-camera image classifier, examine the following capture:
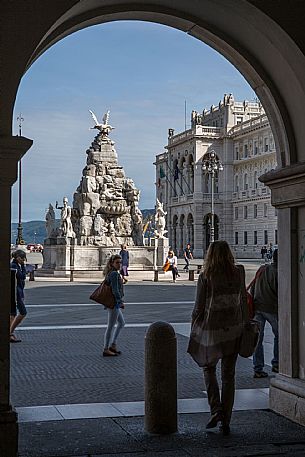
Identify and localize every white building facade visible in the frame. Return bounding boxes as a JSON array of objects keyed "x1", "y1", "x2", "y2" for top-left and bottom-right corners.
[{"x1": 155, "y1": 94, "x2": 277, "y2": 258}]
